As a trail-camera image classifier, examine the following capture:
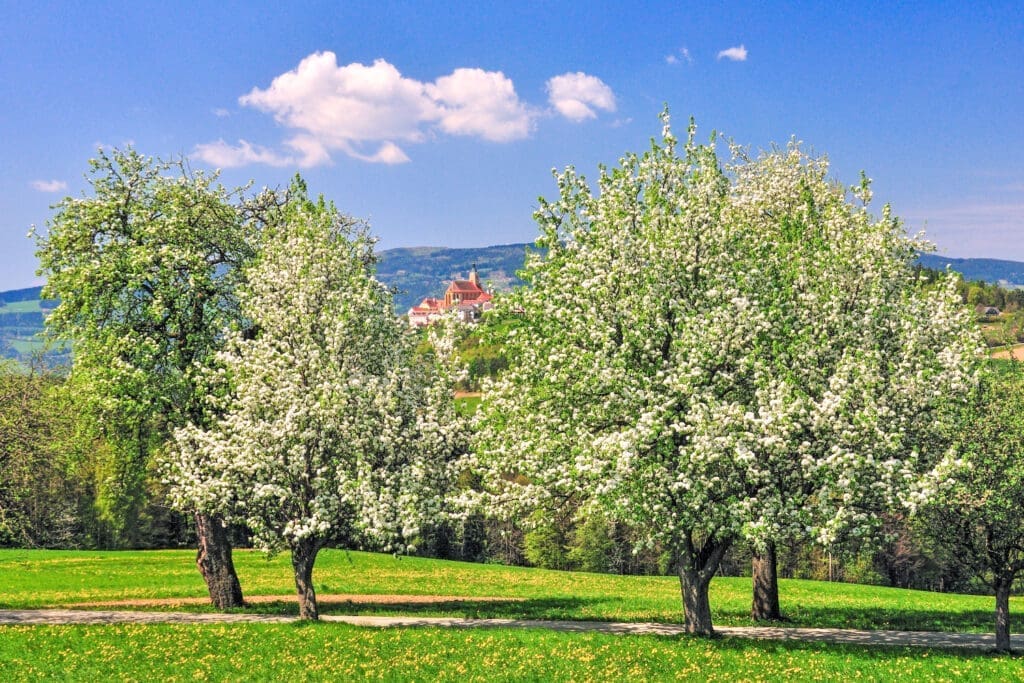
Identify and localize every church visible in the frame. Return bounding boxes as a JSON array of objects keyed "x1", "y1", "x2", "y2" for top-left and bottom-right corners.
[{"x1": 407, "y1": 265, "x2": 494, "y2": 327}]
